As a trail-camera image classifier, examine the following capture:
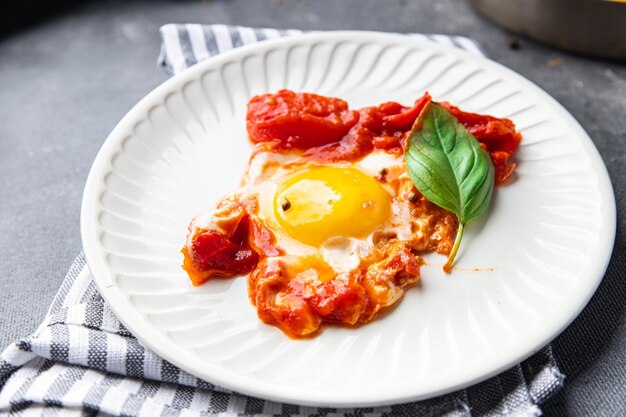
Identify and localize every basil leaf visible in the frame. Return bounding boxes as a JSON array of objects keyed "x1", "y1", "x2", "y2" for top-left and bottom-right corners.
[{"x1": 405, "y1": 102, "x2": 494, "y2": 271}]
